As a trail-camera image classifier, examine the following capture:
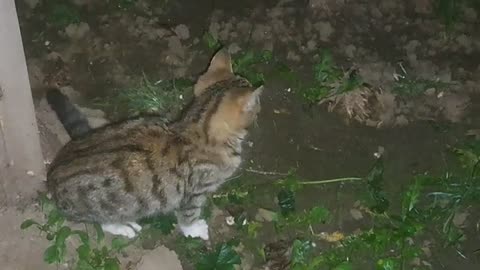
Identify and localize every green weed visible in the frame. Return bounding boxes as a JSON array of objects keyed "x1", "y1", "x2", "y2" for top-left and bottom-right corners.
[
  {"x1": 434, "y1": 0, "x2": 462, "y2": 30},
  {"x1": 434, "y1": 0, "x2": 480, "y2": 31},
  {"x1": 202, "y1": 32, "x2": 222, "y2": 51},
  {"x1": 233, "y1": 50, "x2": 273, "y2": 87},
  {"x1": 95, "y1": 76, "x2": 192, "y2": 119},
  {"x1": 45, "y1": 0, "x2": 81, "y2": 28},
  {"x1": 21, "y1": 194, "x2": 130, "y2": 270},
  {"x1": 302, "y1": 51, "x2": 362, "y2": 103},
  {"x1": 195, "y1": 241, "x2": 241, "y2": 270},
  {"x1": 393, "y1": 76, "x2": 452, "y2": 98},
  {"x1": 208, "y1": 139, "x2": 480, "y2": 269}
]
